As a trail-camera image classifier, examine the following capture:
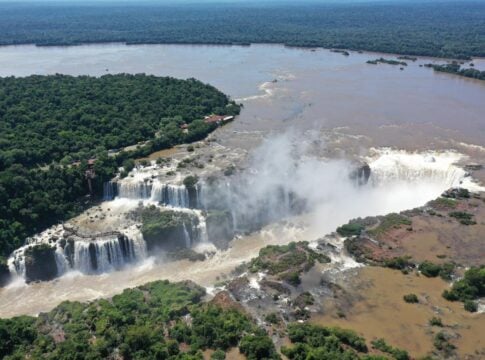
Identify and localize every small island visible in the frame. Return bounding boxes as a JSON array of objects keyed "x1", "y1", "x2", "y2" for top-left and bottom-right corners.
[
  {"x1": 367, "y1": 58, "x2": 408, "y2": 66},
  {"x1": 425, "y1": 62, "x2": 485, "y2": 81}
]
